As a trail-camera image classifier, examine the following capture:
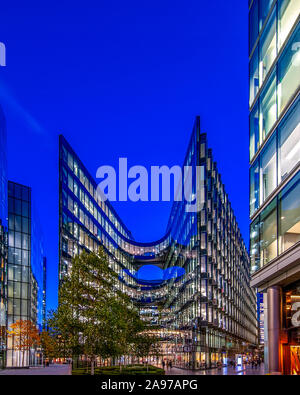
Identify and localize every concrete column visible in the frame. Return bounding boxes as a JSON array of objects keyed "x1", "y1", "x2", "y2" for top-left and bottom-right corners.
[{"x1": 267, "y1": 286, "x2": 281, "y2": 374}]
